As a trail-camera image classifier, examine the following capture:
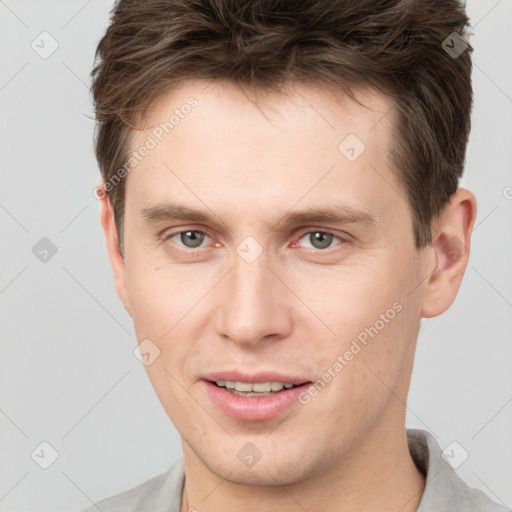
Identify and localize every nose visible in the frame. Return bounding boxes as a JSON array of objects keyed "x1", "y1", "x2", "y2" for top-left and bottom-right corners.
[{"x1": 213, "y1": 245, "x2": 293, "y2": 347}]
